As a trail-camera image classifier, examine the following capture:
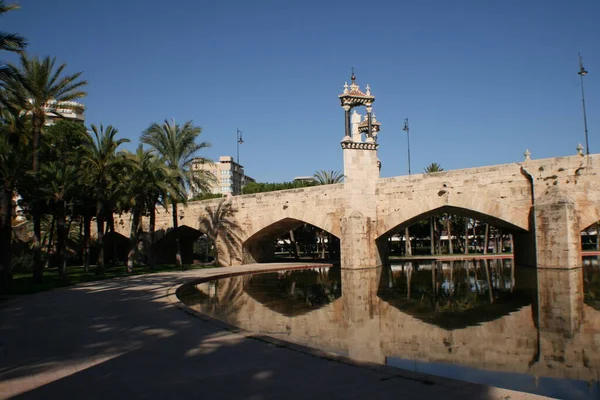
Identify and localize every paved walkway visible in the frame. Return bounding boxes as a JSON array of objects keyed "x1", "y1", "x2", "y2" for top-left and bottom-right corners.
[{"x1": 0, "y1": 263, "x2": 550, "y2": 400}]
